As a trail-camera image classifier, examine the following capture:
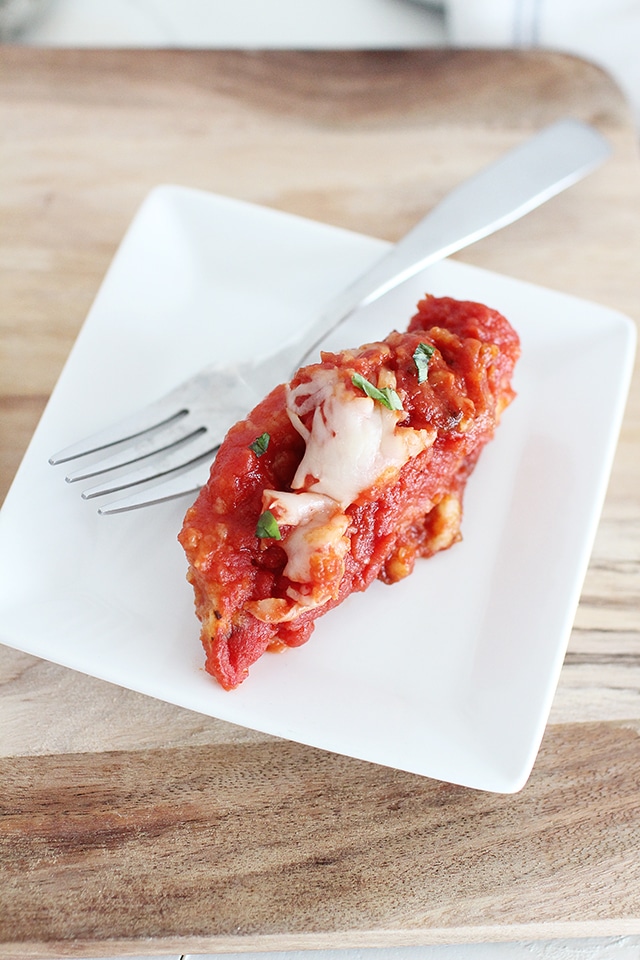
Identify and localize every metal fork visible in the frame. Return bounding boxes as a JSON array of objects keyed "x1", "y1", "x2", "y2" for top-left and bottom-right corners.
[{"x1": 49, "y1": 118, "x2": 610, "y2": 514}]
